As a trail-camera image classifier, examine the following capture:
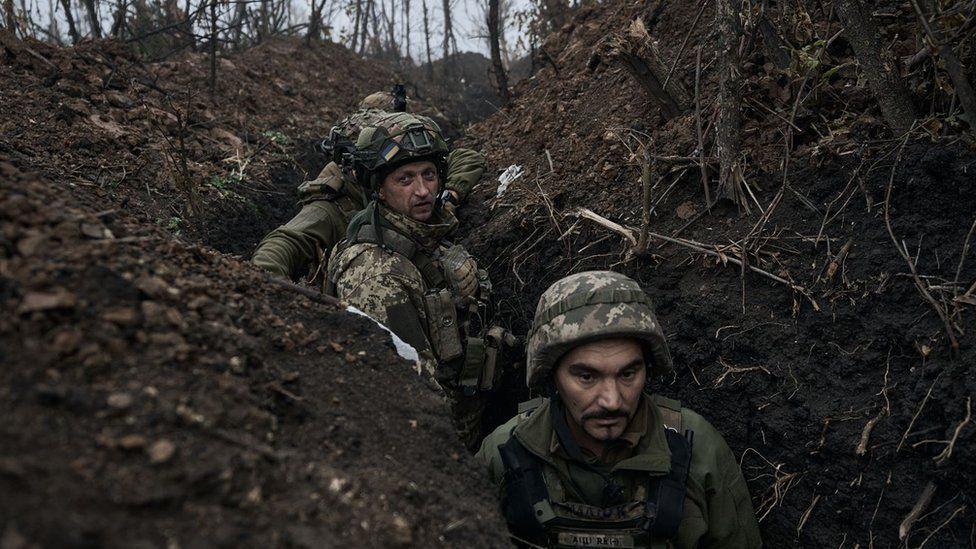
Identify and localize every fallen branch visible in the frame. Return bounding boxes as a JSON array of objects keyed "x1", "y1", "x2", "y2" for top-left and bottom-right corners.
[
  {"x1": 899, "y1": 481, "x2": 936, "y2": 541},
  {"x1": 575, "y1": 208, "x2": 819, "y2": 309},
  {"x1": 265, "y1": 274, "x2": 342, "y2": 308}
]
